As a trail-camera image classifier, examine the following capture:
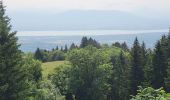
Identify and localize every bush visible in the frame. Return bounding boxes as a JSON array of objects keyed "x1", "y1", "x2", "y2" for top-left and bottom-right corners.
[{"x1": 131, "y1": 86, "x2": 170, "y2": 100}]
